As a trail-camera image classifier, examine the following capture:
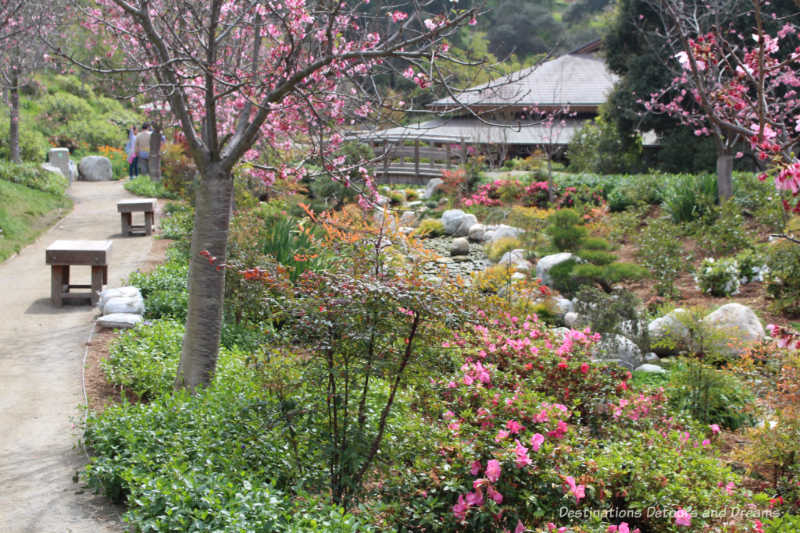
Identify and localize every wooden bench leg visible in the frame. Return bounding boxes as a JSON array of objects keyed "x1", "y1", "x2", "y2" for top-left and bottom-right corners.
[
  {"x1": 51, "y1": 265, "x2": 64, "y2": 306},
  {"x1": 121, "y1": 212, "x2": 132, "y2": 235},
  {"x1": 102, "y1": 265, "x2": 108, "y2": 285},
  {"x1": 91, "y1": 266, "x2": 105, "y2": 306},
  {"x1": 145, "y1": 211, "x2": 154, "y2": 236}
]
